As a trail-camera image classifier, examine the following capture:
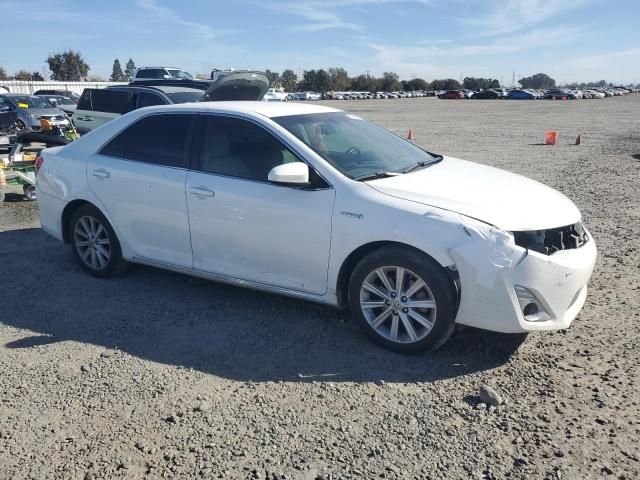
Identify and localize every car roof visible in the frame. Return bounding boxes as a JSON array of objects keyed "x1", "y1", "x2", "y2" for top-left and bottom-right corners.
[
  {"x1": 138, "y1": 101, "x2": 340, "y2": 118},
  {"x1": 136, "y1": 66, "x2": 182, "y2": 70},
  {"x1": 106, "y1": 85, "x2": 202, "y2": 94},
  {"x1": 147, "y1": 86, "x2": 203, "y2": 94}
]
